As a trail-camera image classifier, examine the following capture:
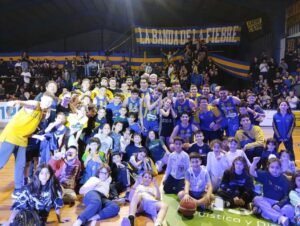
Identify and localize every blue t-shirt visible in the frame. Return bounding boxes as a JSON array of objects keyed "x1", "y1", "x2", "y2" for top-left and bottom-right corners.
[{"x1": 256, "y1": 170, "x2": 290, "y2": 202}]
